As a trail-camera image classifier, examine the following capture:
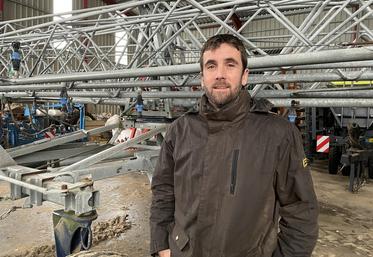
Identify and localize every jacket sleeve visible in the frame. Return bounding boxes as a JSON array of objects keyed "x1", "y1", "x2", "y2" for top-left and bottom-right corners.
[
  {"x1": 150, "y1": 127, "x2": 175, "y2": 256},
  {"x1": 273, "y1": 124, "x2": 319, "y2": 257}
]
